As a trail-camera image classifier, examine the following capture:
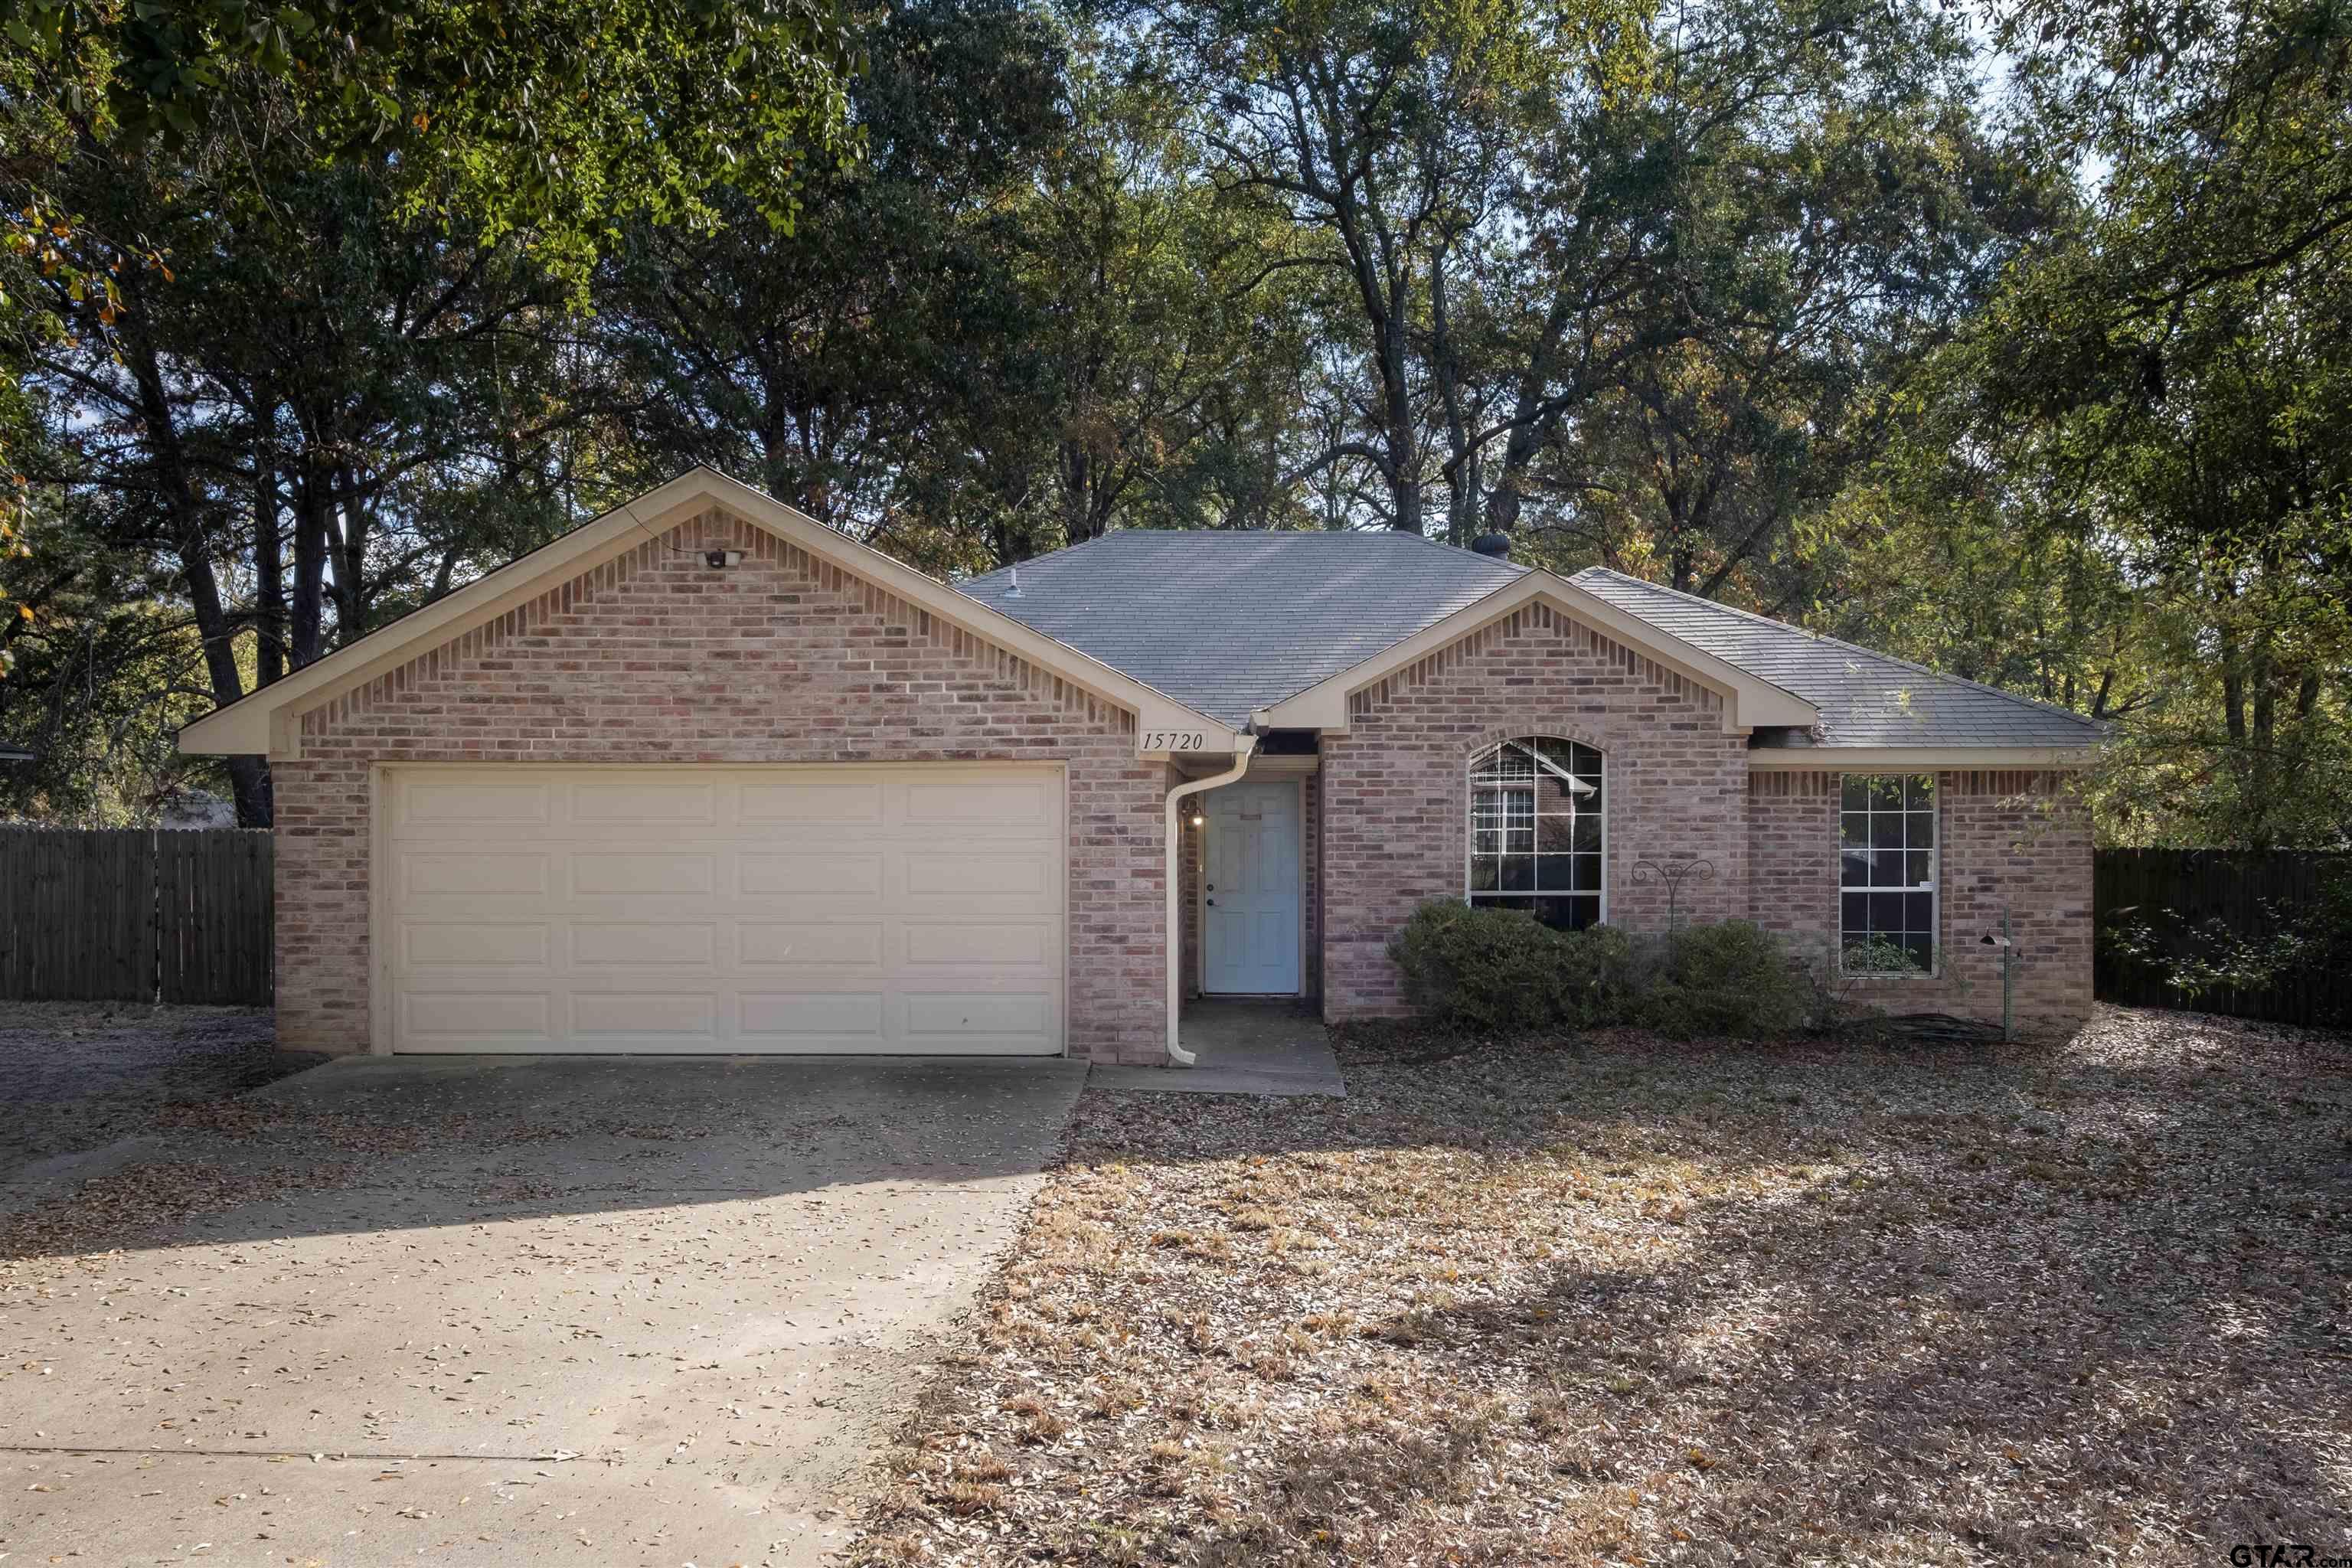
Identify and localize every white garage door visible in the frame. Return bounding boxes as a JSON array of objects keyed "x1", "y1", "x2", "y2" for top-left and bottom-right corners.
[{"x1": 383, "y1": 764, "x2": 1065, "y2": 1054}]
